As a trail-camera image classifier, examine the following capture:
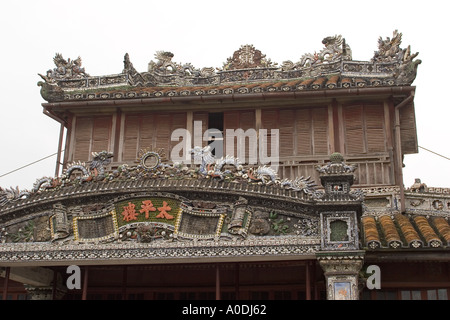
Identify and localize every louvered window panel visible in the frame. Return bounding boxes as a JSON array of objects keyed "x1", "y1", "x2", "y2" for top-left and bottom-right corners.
[
  {"x1": 344, "y1": 105, "x2": 365, "y2": 154},
  {"x1": 122, "y1": 112, "x2": 186, "y2": 161},
  {"x1": 262, "y1": 107, "x2": 329, "y2": 157},
  {"x1": 223, "y1": 110, "x2": 256, "y2": 163},
  {"x1": 73, "y1": 116, "x2": 93, "y2": 161},
  {"x1": 193, "y1": 112, "x2": 209, "y2": 148},
  {"x1": 122, "y1": 115, "x2": 140, "y2": 161},
  {"x1": 343, "y1": 104, "x2": 386, "y2": 155},
  {"x1": 73, "y1": 115, "x2": 112, "y2": 162}
]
